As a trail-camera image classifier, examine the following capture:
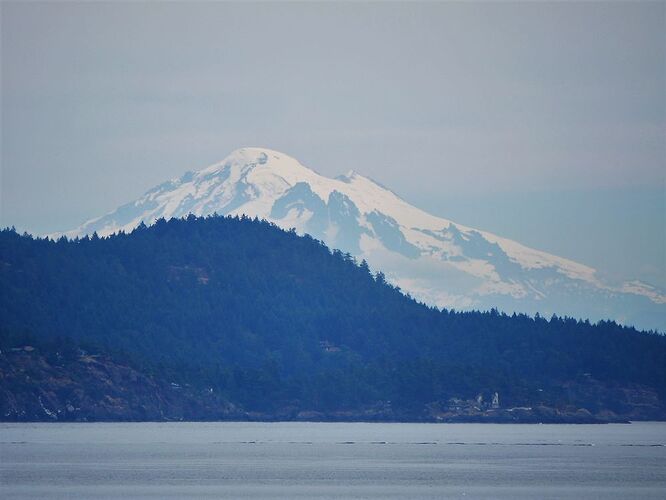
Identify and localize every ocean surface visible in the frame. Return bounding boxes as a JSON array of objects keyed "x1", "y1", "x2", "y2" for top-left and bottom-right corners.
[{"x1": 1, "y1": 421, "x2": 665, "y2": 499}]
